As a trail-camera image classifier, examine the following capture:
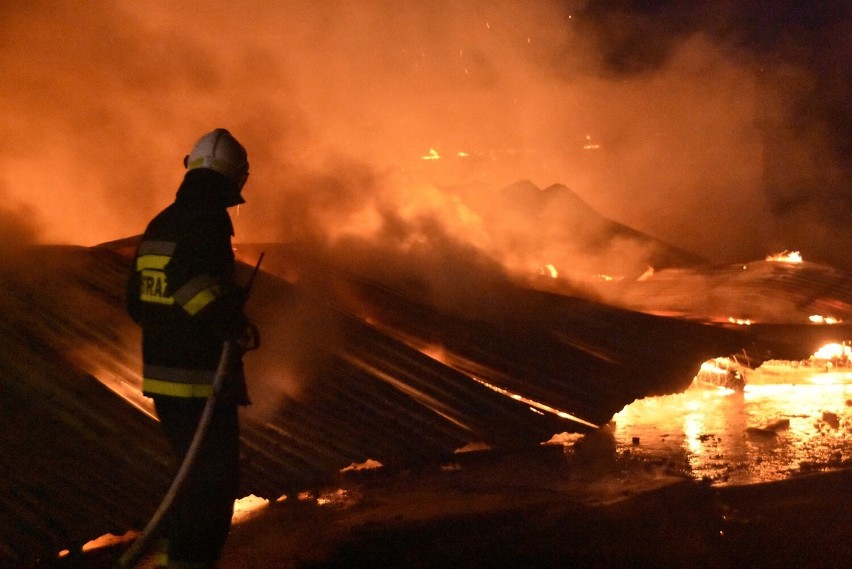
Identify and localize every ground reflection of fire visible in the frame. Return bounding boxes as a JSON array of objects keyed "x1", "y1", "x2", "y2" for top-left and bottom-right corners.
[{"x1": 613, "y1": 344, "x2": 852, "y2": 485}]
